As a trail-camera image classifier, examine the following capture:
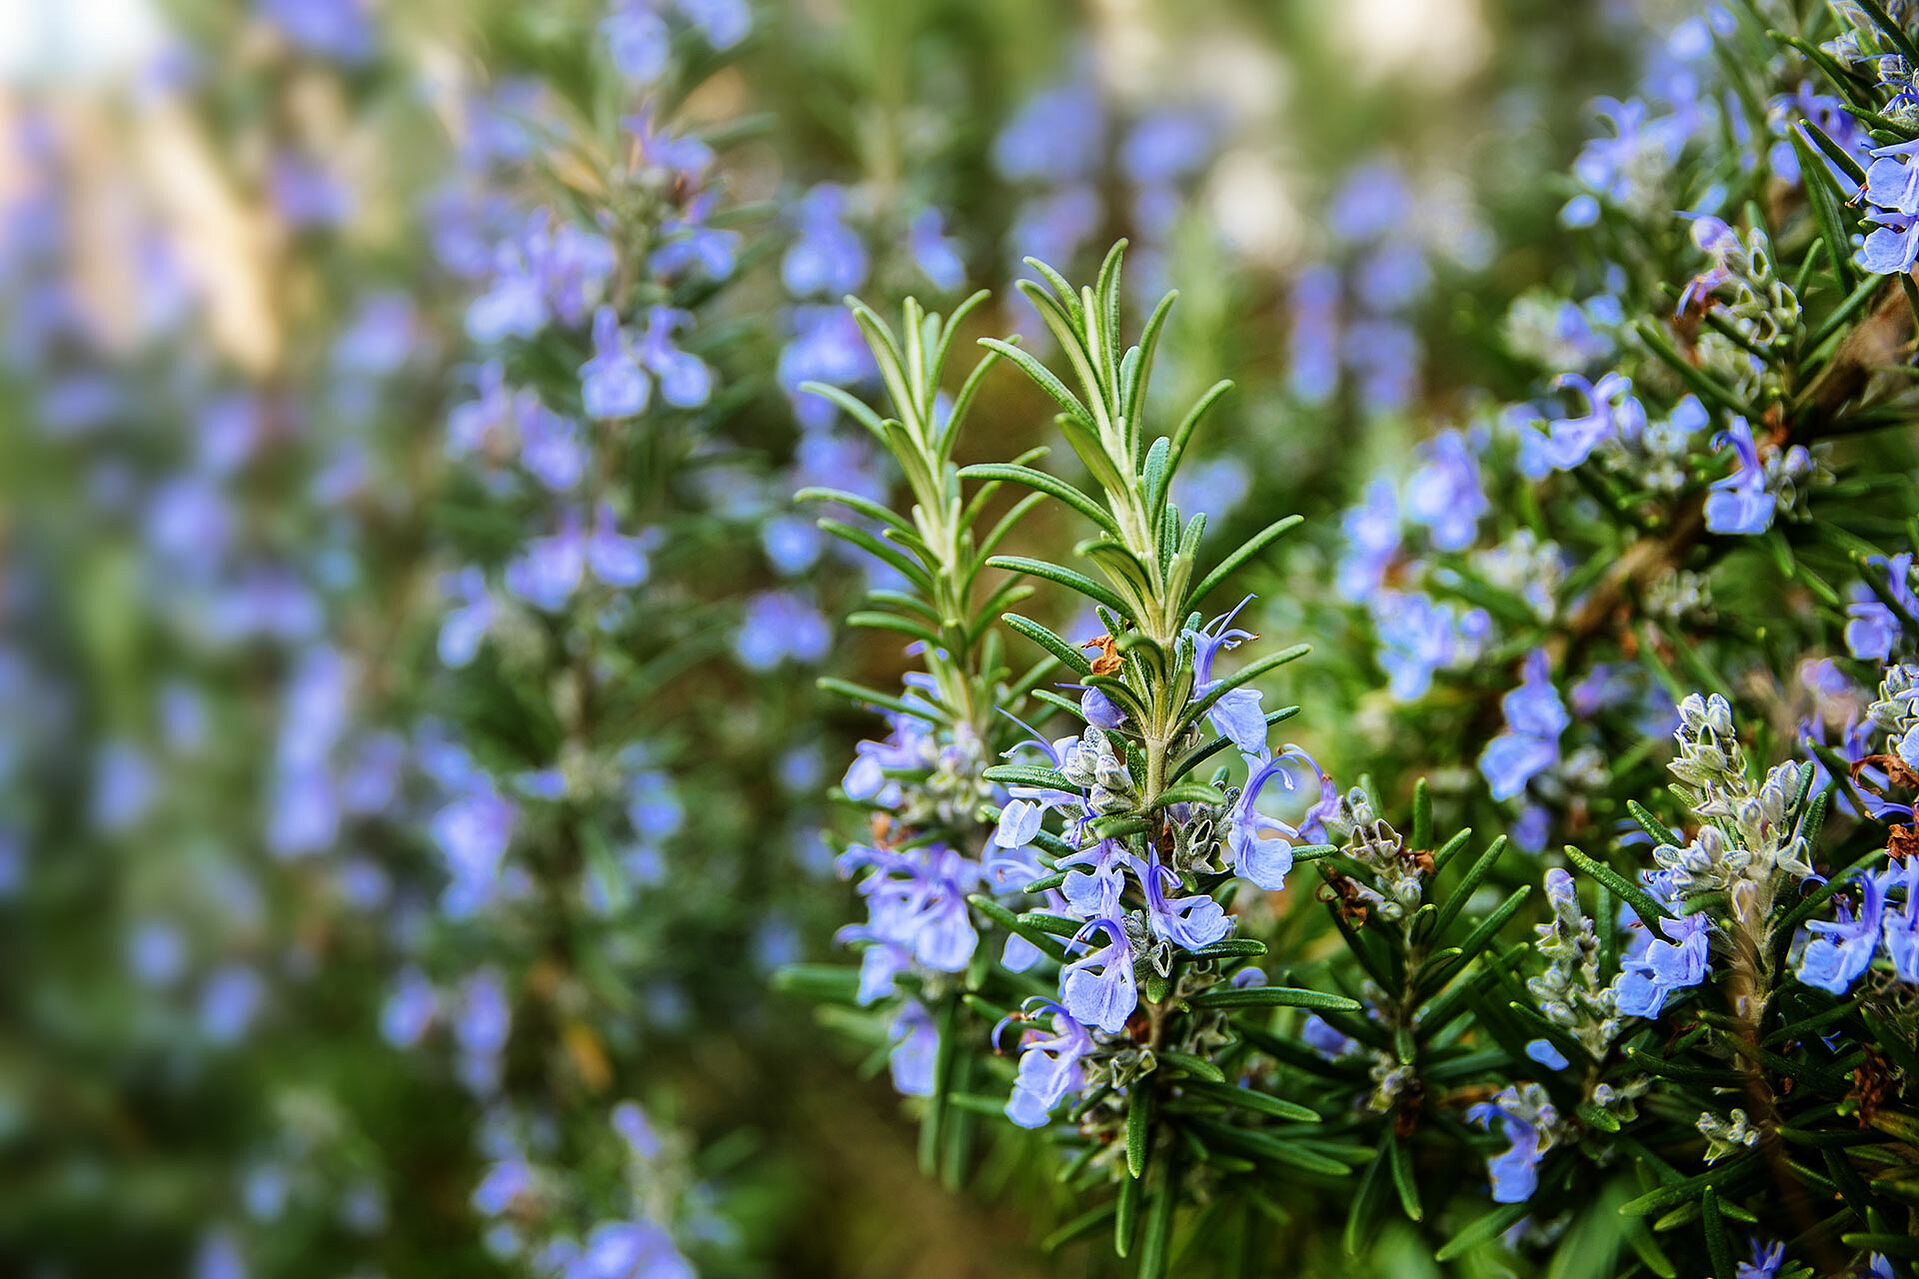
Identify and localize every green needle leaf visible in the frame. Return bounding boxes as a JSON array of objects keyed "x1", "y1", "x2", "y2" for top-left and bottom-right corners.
[
  {"x1": 958, "y1": 462, "x2": 1122, "y2": 537},
  {"x1": 988, "y1": 555, "x2": 1134, "y2": 619},
  {"x1": 1126, "y1": 1087, "x2": 1152, "y2": 1179},
  {"x1": 1189, "y1": 985, "x2": 1361, "y2": 1011},
  {"x1": 1565, "y1": 844, "x2": 1674, "y2": 924},
  {"x1": 1185, "y1": 514, "x2": 1303, "y2": 608}
]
